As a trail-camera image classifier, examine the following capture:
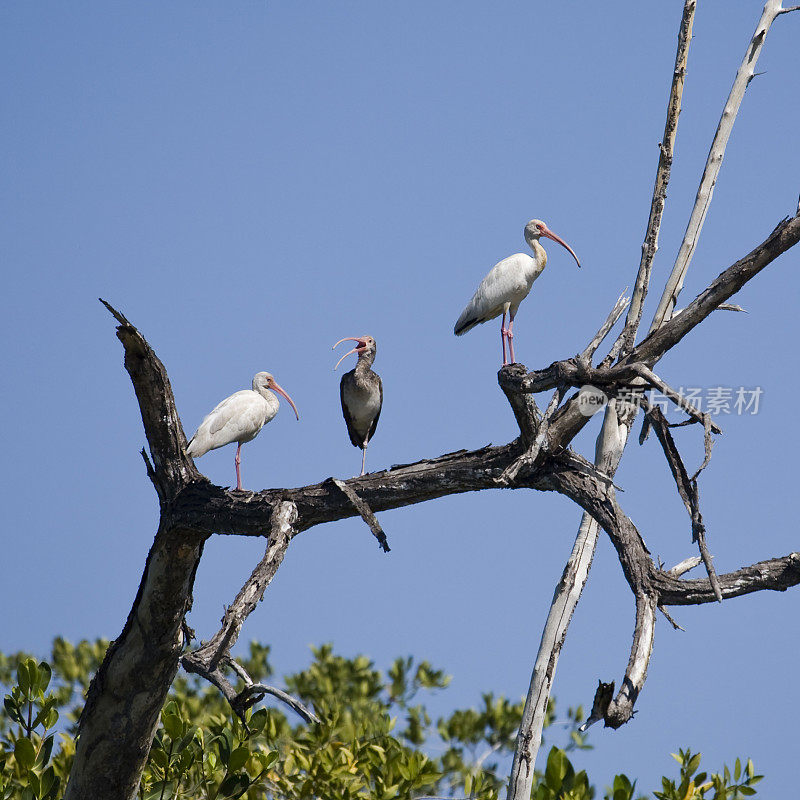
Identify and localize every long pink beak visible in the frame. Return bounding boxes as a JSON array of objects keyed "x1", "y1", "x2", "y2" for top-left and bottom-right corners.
[
  {"x1": 541, "y1": 225, "x2": 581, "y2": 268},
  {"x1": 332, "y1": 336, "x2": 367, "y2": 371},
  {"x1": 269, "y1": 379, "x2": 300, "y2": 420}
]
